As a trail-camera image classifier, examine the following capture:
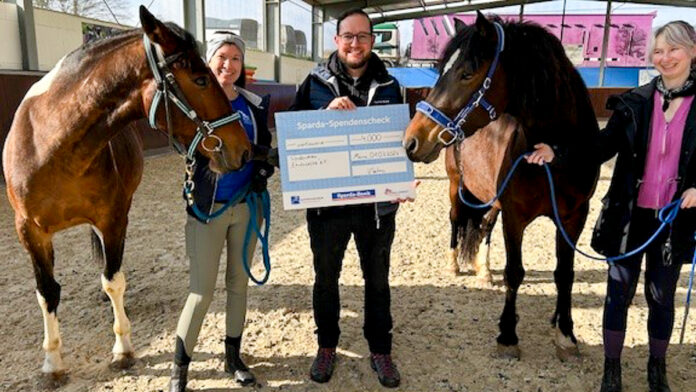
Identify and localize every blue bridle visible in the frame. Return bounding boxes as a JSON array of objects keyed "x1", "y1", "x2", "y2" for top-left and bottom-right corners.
[
  {"x1": 143, "y1": 33, "x2": 241, "y2": 162},
  {"x1": 415, "y1": 22, "x2": 505, "y2": 146}
]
